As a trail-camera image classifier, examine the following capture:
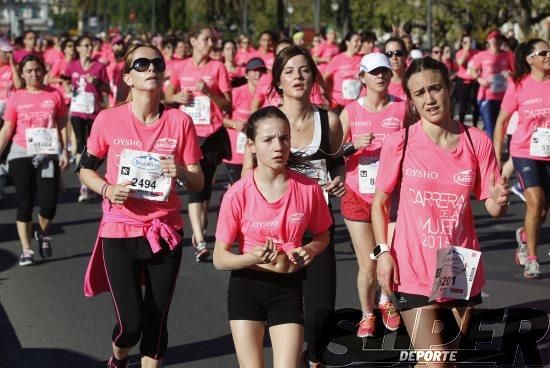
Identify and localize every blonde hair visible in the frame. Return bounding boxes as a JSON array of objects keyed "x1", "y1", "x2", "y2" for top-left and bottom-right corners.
[{"x1": 123, "y1": 42, "x2": 164, "y2": 103}]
